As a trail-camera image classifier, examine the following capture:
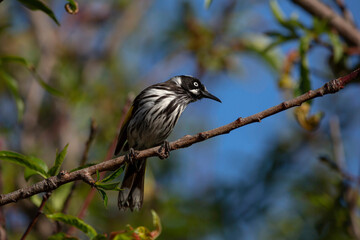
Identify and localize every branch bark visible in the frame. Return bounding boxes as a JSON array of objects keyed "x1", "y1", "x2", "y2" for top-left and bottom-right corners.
[
  {"x1": 1, "y1": 68, "x2": 360, "y2": 206},
  {"x1": 292, "y1": 0, "x2": 360, "y2": 46}
]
